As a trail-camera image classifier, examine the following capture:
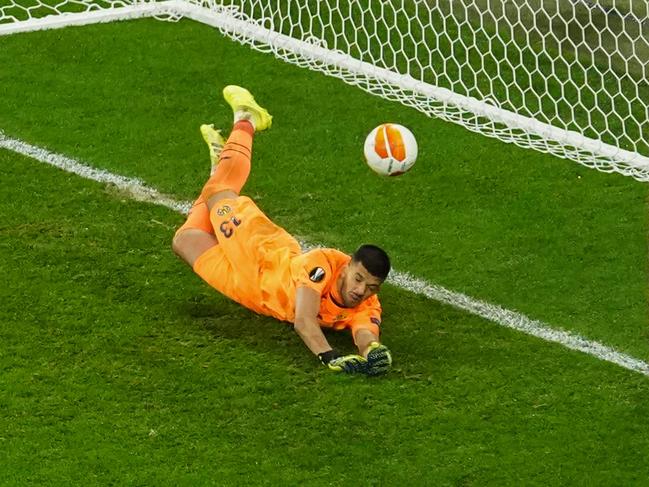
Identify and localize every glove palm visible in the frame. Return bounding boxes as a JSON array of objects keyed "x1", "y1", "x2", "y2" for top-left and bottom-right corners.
[{"x1": 365, "y1": 342, "x2": 392, "y2": 376}]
